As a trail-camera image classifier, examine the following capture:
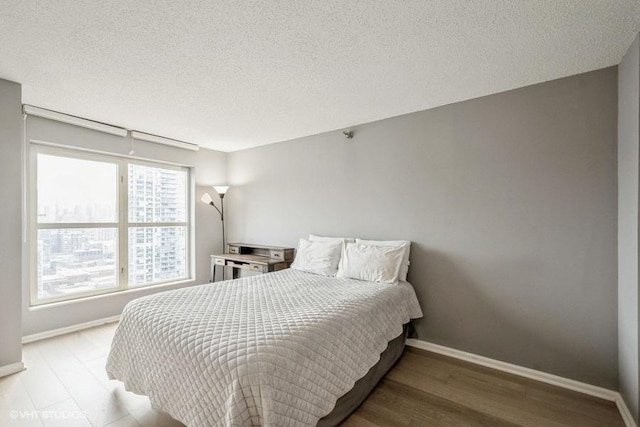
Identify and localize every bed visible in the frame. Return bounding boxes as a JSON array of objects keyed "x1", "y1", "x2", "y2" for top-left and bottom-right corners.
[{"x1": 106, "y1": 268, "x2": 422, "y2": 426}]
